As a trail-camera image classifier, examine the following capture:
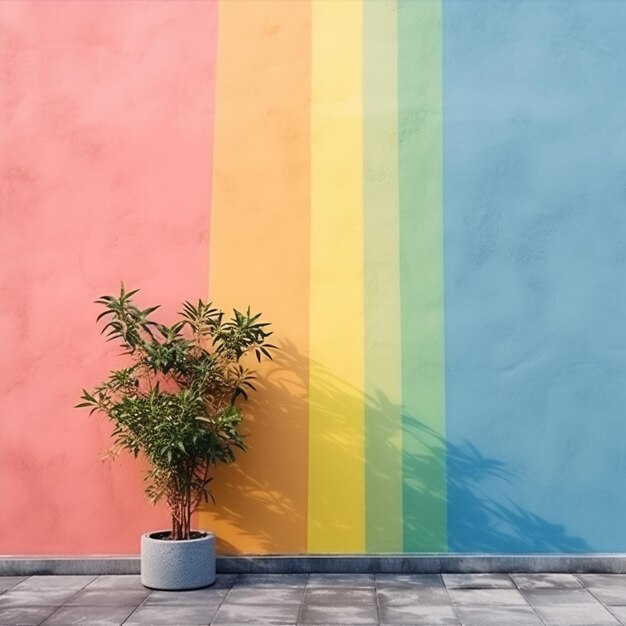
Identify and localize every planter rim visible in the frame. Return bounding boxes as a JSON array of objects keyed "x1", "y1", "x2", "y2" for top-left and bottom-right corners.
[{"x1": 142, "y1": 530, "x2": 215, "y2": 543}]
